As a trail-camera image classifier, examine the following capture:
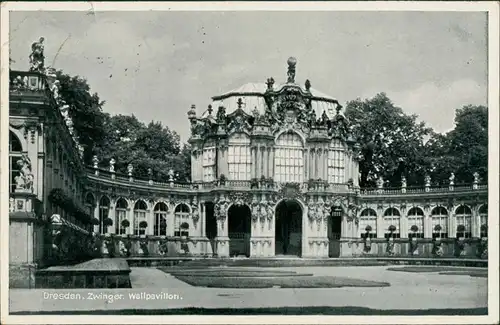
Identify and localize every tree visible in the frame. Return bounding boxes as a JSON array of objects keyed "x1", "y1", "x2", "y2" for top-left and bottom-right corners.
[
  {"x1": 345, "y1": 93, "x2": 433, "y2": 187},
  {"x1": 424, "y1": 105, "x2": 488, "y2": 184},
  {"x1": 447, "y1": 105, "x2": 488, "y2": 183},
  {"x1": 55, "y1": 70, "x2": 108, "y2": 164},
  {"x1": 94, "y1": 114, "x2": 191, "y2": 183}
]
